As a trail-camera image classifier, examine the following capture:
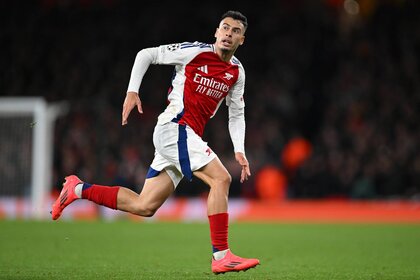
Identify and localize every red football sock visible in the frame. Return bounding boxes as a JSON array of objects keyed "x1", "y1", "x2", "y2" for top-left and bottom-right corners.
[
  {"x1": 81, "y1": 183, "x2": 119, "y2": 210},
  {"x1": 208, "y1": 213, "x2": 229, "y2": 252}
]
